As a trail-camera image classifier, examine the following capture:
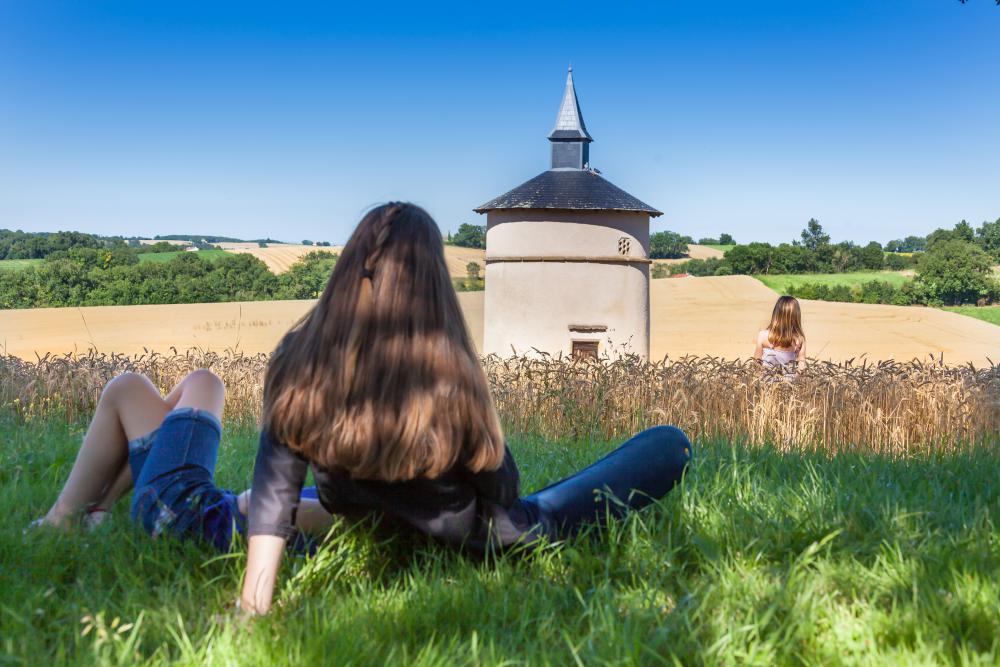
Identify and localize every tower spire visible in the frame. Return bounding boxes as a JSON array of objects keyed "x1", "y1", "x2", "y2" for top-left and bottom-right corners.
[
  {"x1": 549, "y1": 66, "x2": 592, "y2": 142},
  {"x1": 548, "y1": 66, "x2": 592, "y2": 169}
]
